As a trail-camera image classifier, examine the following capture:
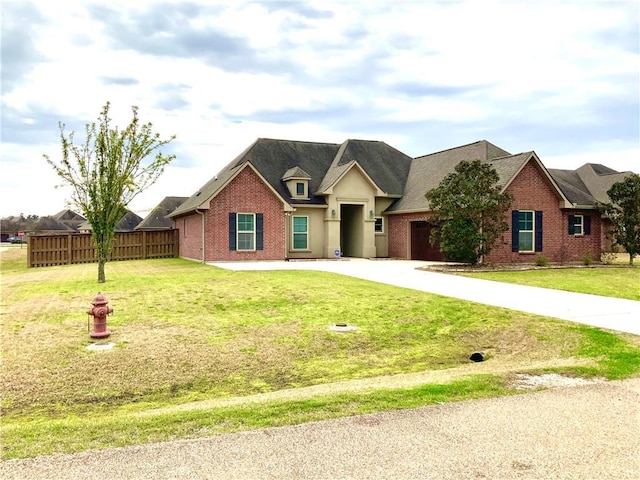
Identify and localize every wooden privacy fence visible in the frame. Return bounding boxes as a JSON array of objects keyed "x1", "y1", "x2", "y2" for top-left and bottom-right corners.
[{"x1": 28, "y1": 230, "x2": 179, "y2": 267}]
